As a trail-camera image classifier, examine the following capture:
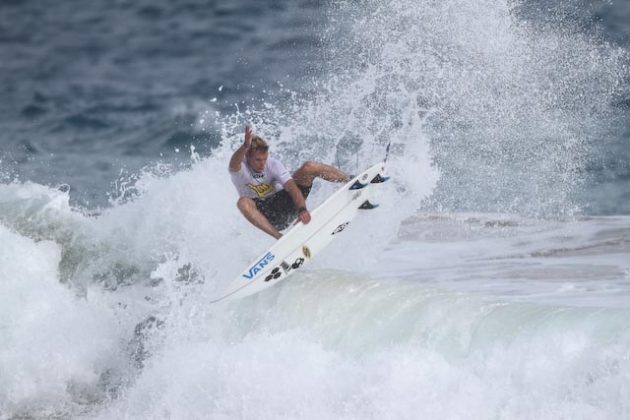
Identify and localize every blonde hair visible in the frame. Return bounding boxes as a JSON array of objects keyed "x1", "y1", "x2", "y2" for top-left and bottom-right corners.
[{"x1": 248, "y1": 135, "x2": 269, "y2": 155}]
